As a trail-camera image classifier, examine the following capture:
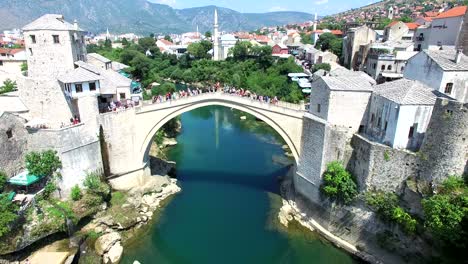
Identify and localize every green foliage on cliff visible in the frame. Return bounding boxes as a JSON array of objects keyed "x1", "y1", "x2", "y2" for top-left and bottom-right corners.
[
  {"x1": 25, "y1": 150, "x2": 62, "y2": 178},
  {"x1": 83, "y1": 172, "x2": 110, "y2": 202},
  {"x1": 0, "y1": 79, "x2": 17, "y2": 94},
  {"x1": 0, "y1": 171, "x2": 7, "y2": 192},
  {"x1": 422, "y1": 176, "x2": 467, "y2": 249},
  {"x1": 71, "y1": 185, "x2": 83, "y2": 201},
  {"x1": 0, "y1": 195, "x2": 18, "y2": 237},
  {"x1": 321, "y1": 161, "x2": 358, "y2": 204},
  {"x1": 365, "y1": 191, "x2": 417, "y2": 234},
  {"x1": 311, "y1": 63, "x2": 331, "y2": 73}
]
